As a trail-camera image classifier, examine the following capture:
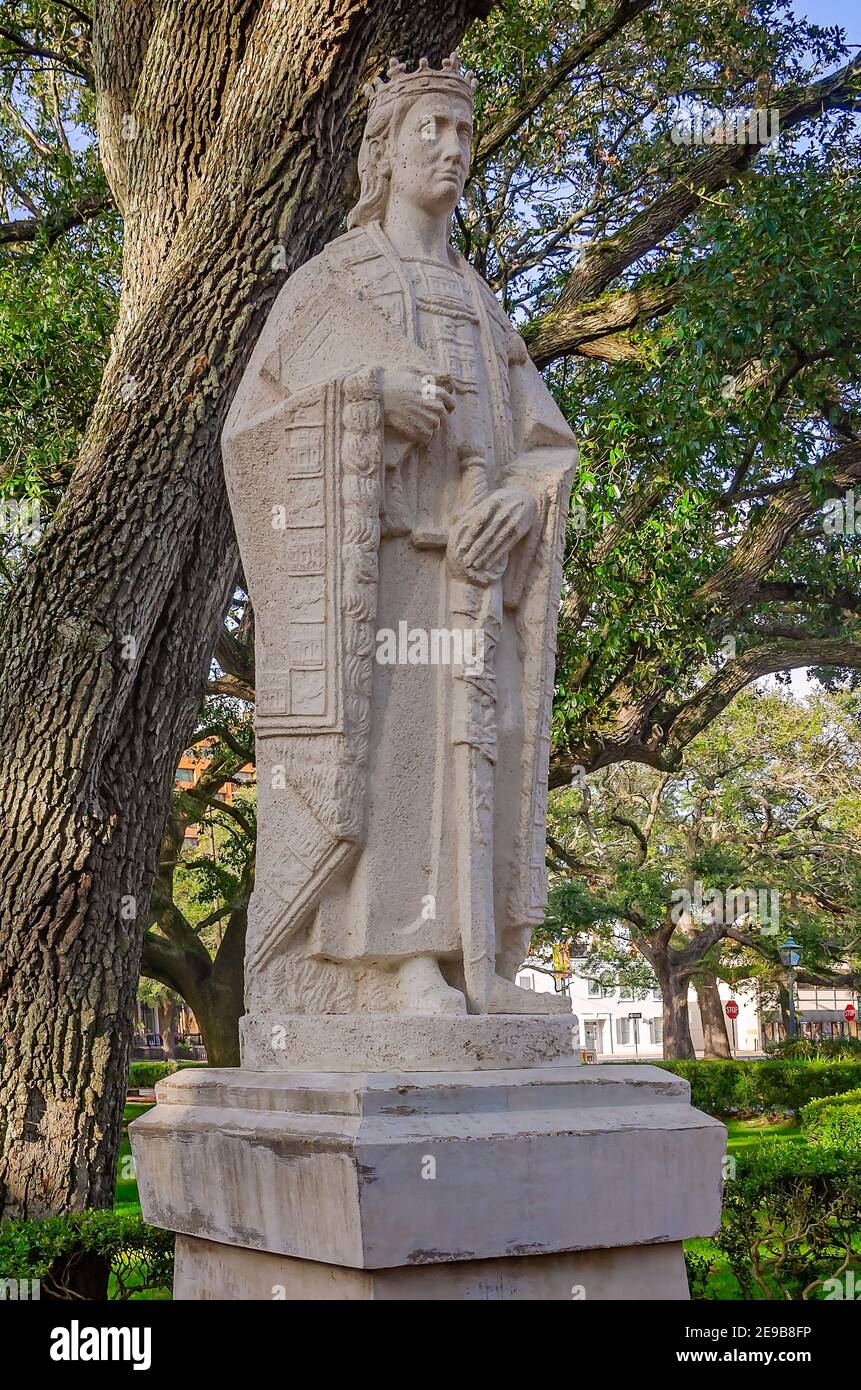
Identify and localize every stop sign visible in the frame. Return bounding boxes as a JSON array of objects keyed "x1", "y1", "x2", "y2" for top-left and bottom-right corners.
[
  {"x1": 725, "y1": 1000, "x2": 739, "y2": 1019},
  {"x1": 845, "y1": 1004, "x2": 857, "y2": 1022}
]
